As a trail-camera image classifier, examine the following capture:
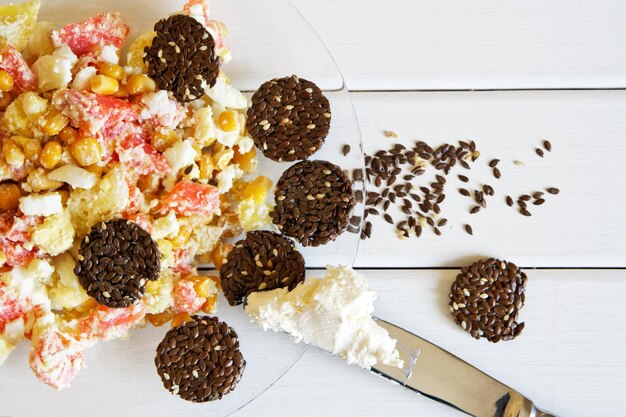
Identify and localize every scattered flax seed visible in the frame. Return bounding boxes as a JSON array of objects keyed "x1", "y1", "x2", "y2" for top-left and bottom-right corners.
[
  {"x1": 520, "y1": 208, "x2": 532, "y2": 217},
  {"x1": 464, "y1": 224, "x2": 473, "y2": 235},
  {"x1": 535, "y1": 148, "x2": 544, "y2": 158},
  {"x1": 493, "y1": 167, "x2": 501, "y2": 179},
  {"x1": 459, "y1": 188, "x2": 470, "y2": 197},
  {"x1": 543, "y1": 140, "x2": 552, "y2": 152},
  {"x1": 470, "y1": 206, "x2": 481, "y2": 214},
  {"x1": 506, "y1": 196, "x2": 514, "y2": 207},
  {"x1": 384, "y1": 130, "x2": 399, "y2": 138},
  {"x1": 342, "y1": 144, "x2": 351, "y2": 156},
  {"x1": 513, "y1": 160, "x2": 525, "y2": 167},
  {"x1": 546, "y1": 187, "x2": 560, "y2": 195},
  {"x1": 458, "y1": 175, "x2": 469, "y2": 183},
  {"x1": 533, "y1": 198, "x2": 545, "y2": 205},
  {"x1": 489, "y1": 159, "x2": 500, "y2": 168}
]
